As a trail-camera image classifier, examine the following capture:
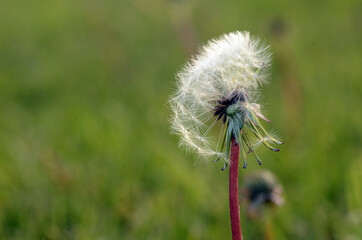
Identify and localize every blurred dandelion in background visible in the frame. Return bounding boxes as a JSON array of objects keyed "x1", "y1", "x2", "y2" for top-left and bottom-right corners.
[
  {"x1": 242, "y1": 170, "x2": 284, "y2": 240},
  {"x1": 242, "y1": 170, "x2": 284, "y2": 219}
]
